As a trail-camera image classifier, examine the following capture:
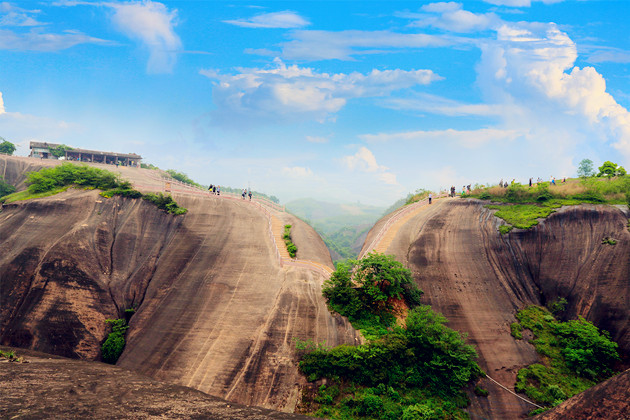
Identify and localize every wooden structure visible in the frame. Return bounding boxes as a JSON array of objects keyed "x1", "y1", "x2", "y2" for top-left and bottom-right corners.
[{"x1": 29, "y1": 142, "x2": 142, "y2": 167}]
